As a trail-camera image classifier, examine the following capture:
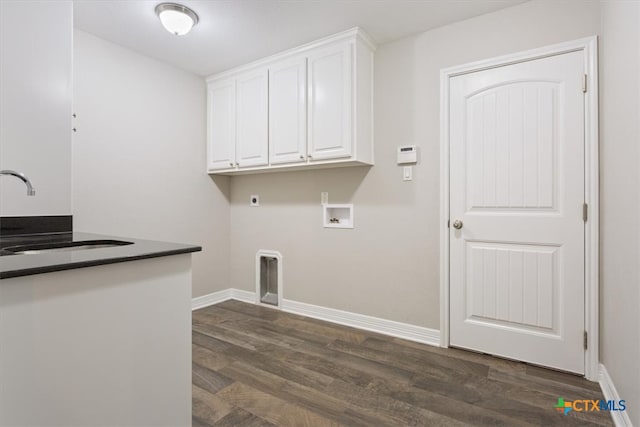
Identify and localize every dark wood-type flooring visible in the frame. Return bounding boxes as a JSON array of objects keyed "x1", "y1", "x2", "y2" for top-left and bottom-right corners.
[{"x1": 192, "y1": 300, "x2": 612, "y2": 426}]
